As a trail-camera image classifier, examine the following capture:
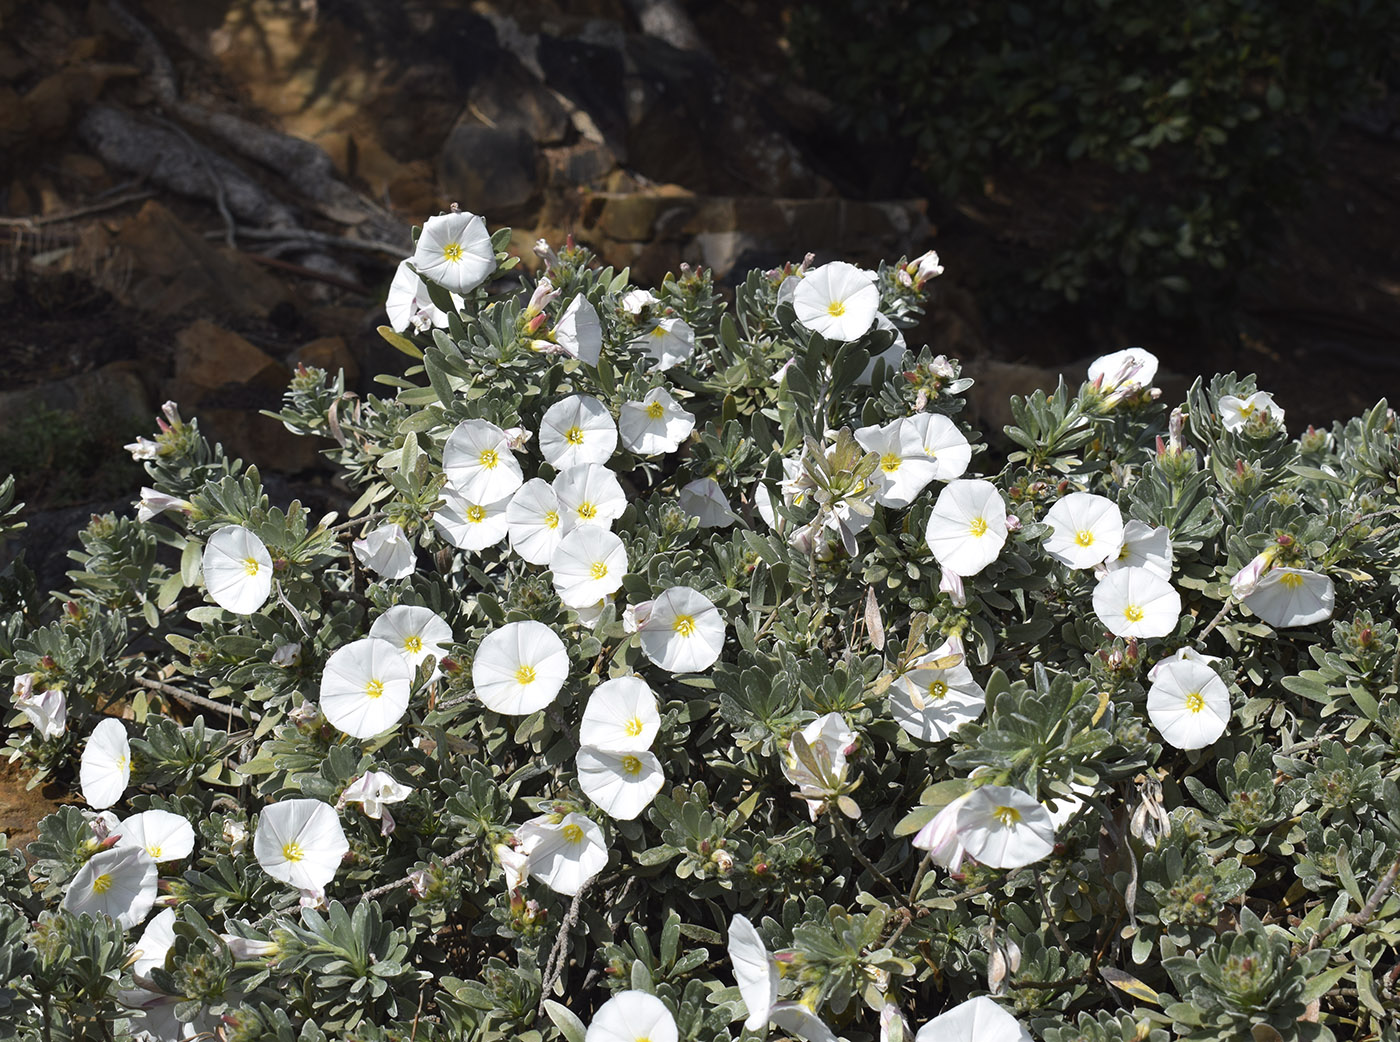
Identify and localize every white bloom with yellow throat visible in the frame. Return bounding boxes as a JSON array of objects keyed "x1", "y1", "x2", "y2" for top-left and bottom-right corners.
[
  {"x1": 728, "y1": 913, "x2": 778, "y2": 1031},
  {"x1": 1088, "y1": 348, "x2": 1158, "y2": 395},
  {"x1": 131, "y1": 907, "x2": 177, "y2": 981},
  {"x1": 319, "y1": 637, "x2": 413, "y2": 739},
  {"x1": 619, "y1": 386, "x2": 695, "y2": 455},
  {"x1": 62, "y1": 844, "x2": 157, "y2": 929},
  {"x1": 579, "y1": 676, "x2": 660, "y2": 753},
  {"x1": 1147, "y1": 657, "x2": 1231, "y2": 750},
  {"x1": 635, "y1": 586, "x2": 726, "y2": 673},
  {"x1": 550, "y1": 527, "x2": 628, "y2": 608},
  {"x1": 1242, "y1": 567, "x2": 1335, "y2": 628},
  {"x1": 792, "y1": 260, "x2": 879, "y2": 341},
  {"x1": 411, "y1": 211, "x2": 495, "y2": 295},
  {"x1": 585, "y1": 990, "x2": 677, "y2": 1042},
  {"x1": 369, "y1": 604, "x2": 452, "y2": 675},
  {"x1": 890, "y1": 638, "x2": 986, "y2": 742},
  {"x1": 253, "y1": 798, "x2": 348, "y2": 897},
  {"x1": 14, "y1": 674, "x2": 65, "y2": 738},
  {"x1": 443, "y1": 419, "x2": 524, "y2": 504},
  {"x1": 202, "y1": 525, "x2": 273, "y2": 615},
  {"x1": 575, "y1": 746, "x2": 664, "y2": 820},
  {"x1": 1219, "y1": 390, "x2": 1284, "y2": 432},
  {"x1": 553, "y1": 464, "x2": 627, "y2": 530},
  {"x1": 955, "y1": 785, "x2": 1055, "y2": 870},
  {"x1": 539, "y1": 394, "x2": 618, "y2": 469},
  {"x1": 115, "y1": 809, "x2": 196, "y2": 863},
  {"x1": 1042, "y1": 492, "x2": 1124, "y2": 569},
  {"x1": 81, "y1": 717, "x2": 131, "y2": 810},
  {"x1": 781, "y1": 712, "x2": 856, "y2": 819},
  {"x1": 1104, "y1": 519, "x2": 1173, "y2": 579},
  {"x1": 554, "y1": 294, "x2": 602, "y2": 366},
  {"x1": 915, "y1": 996, "x2": 1033, "y2": 1042},
  {"x1": 339, "y1": 770, "x2": 413, "y2": 835},
  {"x1": 506, "y1": 478, "x2": 572, "y2": 564},
  {"x1": 352, "y1": 522, "x2": 416, "y2": 580},
  {"x1": 385, "y1": 259, "x2": 463, "y2": 333},
  {"x1": 1092, "y1": 565, "x2": 1181, "y2": 638},
  {"x1": 855, "y1": 418, "x2": 939, "y2": 508},
  {"x1": 902, "y1": 411, "x2": 973, "y2": 482},
  {"x1": 925, "y1": 479, "x2": 1009, "y2": 576},
  {"x1": 472, "y1": 620, "x2": 570, "y2": 714},
  {"x1": 515, "y1": 812, "x2": 608, "y2": 897},
  {"x1": 433, "y1": 487, "x2": 511, "y2": 553},
  {"x1": 634, "y1": 316, "x2": 695, "y2": 371}
]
